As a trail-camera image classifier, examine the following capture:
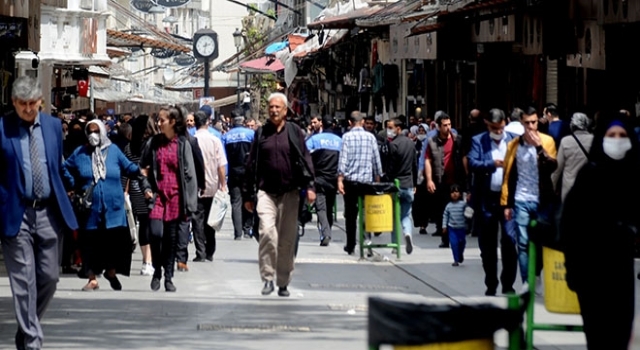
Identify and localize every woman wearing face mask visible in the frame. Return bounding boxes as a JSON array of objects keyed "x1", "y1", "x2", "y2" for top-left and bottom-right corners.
[
  {"x1": 63, "y1": 120, "x2": 144, "y2": 291},
  {"x1": 560, "y1": 112, "x2": 640, "y2": 350}
]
